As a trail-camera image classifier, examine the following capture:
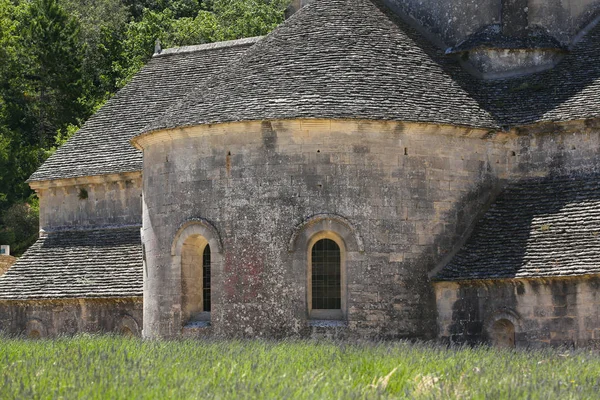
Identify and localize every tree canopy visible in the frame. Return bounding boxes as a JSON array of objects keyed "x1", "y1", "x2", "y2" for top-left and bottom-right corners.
[{"x1": 0, "y1": 0, "x2": 289, "y2": 255}]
